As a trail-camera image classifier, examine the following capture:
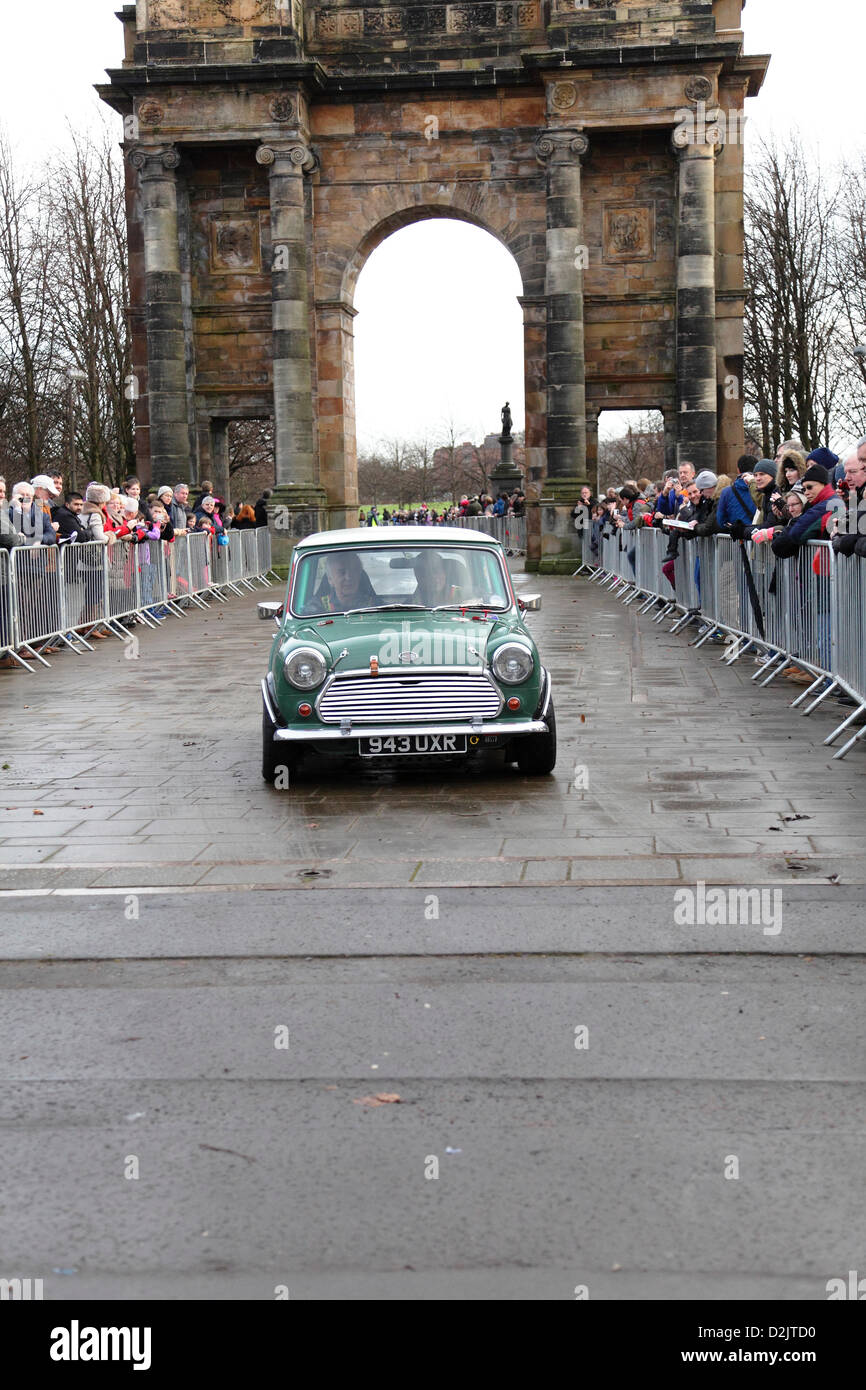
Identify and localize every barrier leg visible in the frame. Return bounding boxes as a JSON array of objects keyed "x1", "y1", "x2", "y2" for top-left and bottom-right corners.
[
  {"x1": 19, "y1": 643, "x2": 51, "y2": 668},
  {"x1": 824, "y1": 703, "x2": 866, "y2": 746},
  {"x1": 790, "y1": 673, "x2": 826, "y2": 708},
  {"x1": 802, "y1": 679, "x2": 838, "y2": 715},
  {"x1": 833, "y1": 720, "x2": 866, "y2": 760}
]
